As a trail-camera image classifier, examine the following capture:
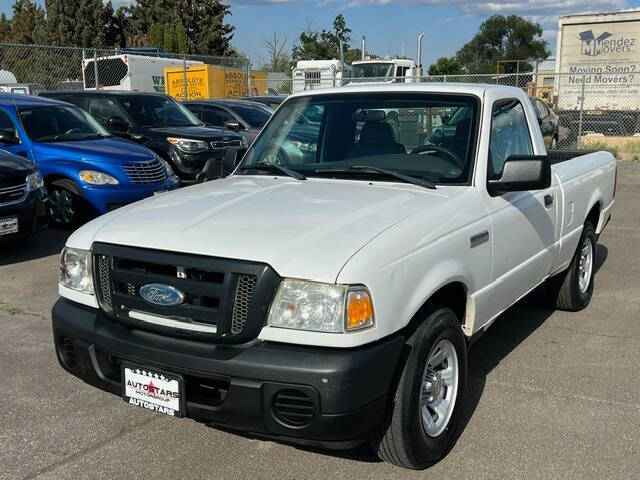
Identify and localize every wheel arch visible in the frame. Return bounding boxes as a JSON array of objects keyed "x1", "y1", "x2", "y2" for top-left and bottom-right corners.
[
  {"x1": 586, "y1": 200, "x2": 602, "y2": 233},
  {"x1": 44, "y1": 174, "x2": 83, "y2": 197},
  {"x1": 405, "y1": 279, "x2": 471, "y2": 337}
]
